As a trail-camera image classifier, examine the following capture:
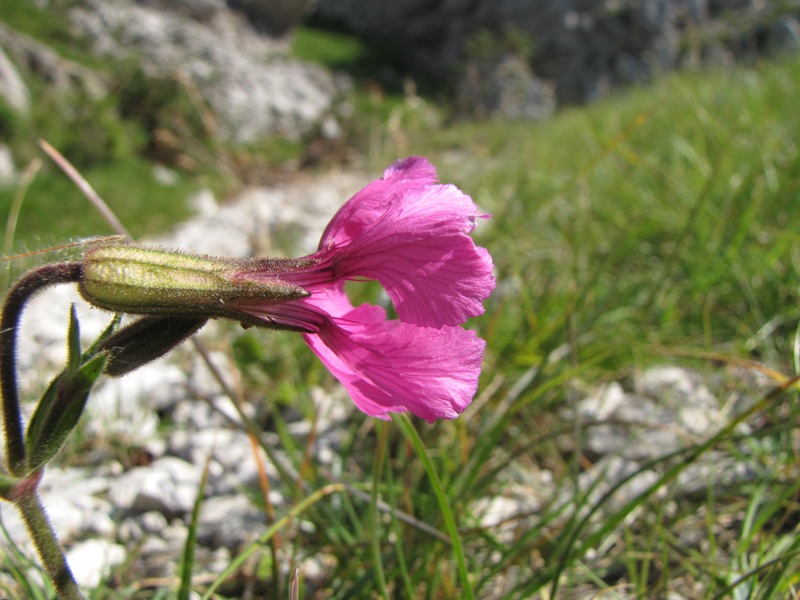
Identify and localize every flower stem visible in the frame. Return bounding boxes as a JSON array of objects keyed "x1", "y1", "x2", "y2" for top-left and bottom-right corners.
[
  {"x1": 14, "y1": 472, "x2": 85, "y2": 599},
  {"x1": 1, "y1": 262, "x2": 83, "y2": 476}
]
